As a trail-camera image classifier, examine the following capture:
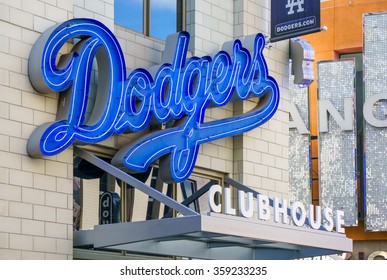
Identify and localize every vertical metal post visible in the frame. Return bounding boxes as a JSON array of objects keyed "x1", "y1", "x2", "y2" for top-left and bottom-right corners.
[
  {"x1": 144, "y1": 0, "x2": 150, "y2": 36},
  {"x1": 120, "y1": 181, "x2": 127, "y2": 223},
  {"x1": 177, "y1": 0, "x2": 186, "y2": 32}
]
